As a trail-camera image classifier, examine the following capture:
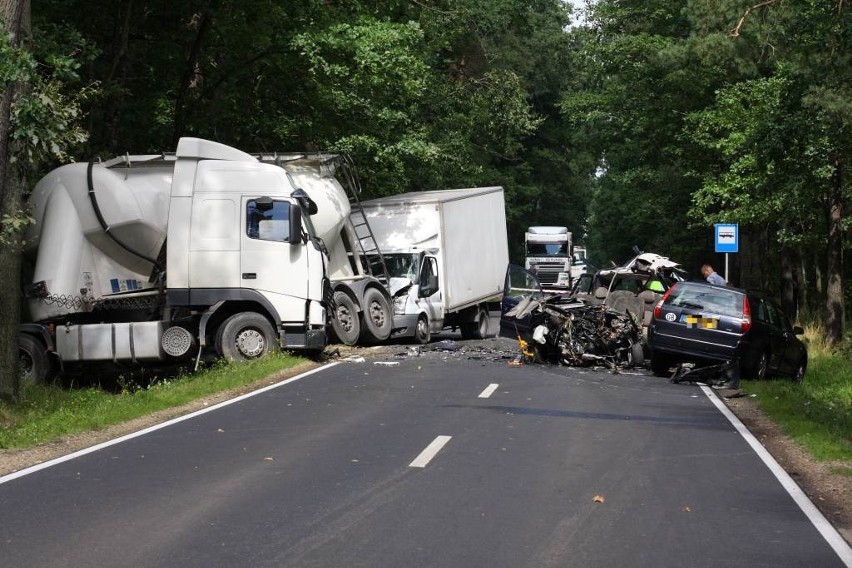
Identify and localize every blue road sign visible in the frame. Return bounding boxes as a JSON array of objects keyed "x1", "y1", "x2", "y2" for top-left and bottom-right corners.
[{"x1": 715, "y1": 223, "x2": 738, "y2": 253}]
